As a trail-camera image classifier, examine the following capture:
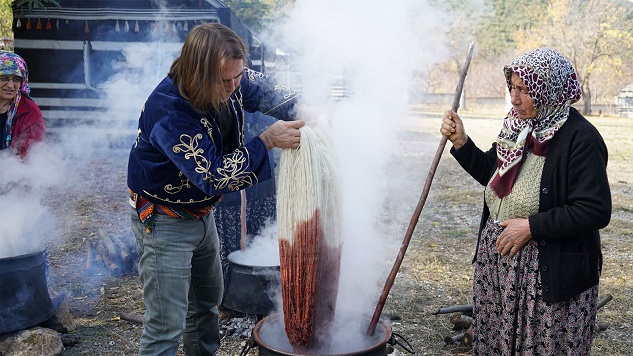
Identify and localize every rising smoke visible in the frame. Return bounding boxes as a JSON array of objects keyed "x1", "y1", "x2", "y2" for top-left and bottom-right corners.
[
  {"x1": 229, "y1": 219, "x2": 280, "y2": 266},
  {"x1": 0, "y1": 14, "x2": 180, "y2": 258},
  {"x1": 2, "y1": 0, "x2": 454, "y2": 349},
  {"x1": 263, "y1": 0, "x2": 452, "y2": 348},
  {"x1": 0, "y1": 144, "x2": 65, "y2": 258}
]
